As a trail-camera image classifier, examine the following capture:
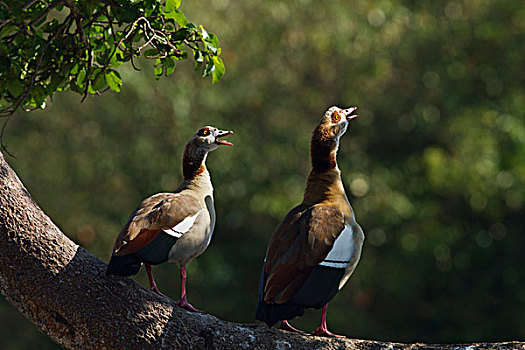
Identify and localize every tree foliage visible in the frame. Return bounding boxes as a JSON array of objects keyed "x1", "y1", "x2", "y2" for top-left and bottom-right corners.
[{"x1": 0, "y1": 0, "x2": 224, "y2": 117}]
